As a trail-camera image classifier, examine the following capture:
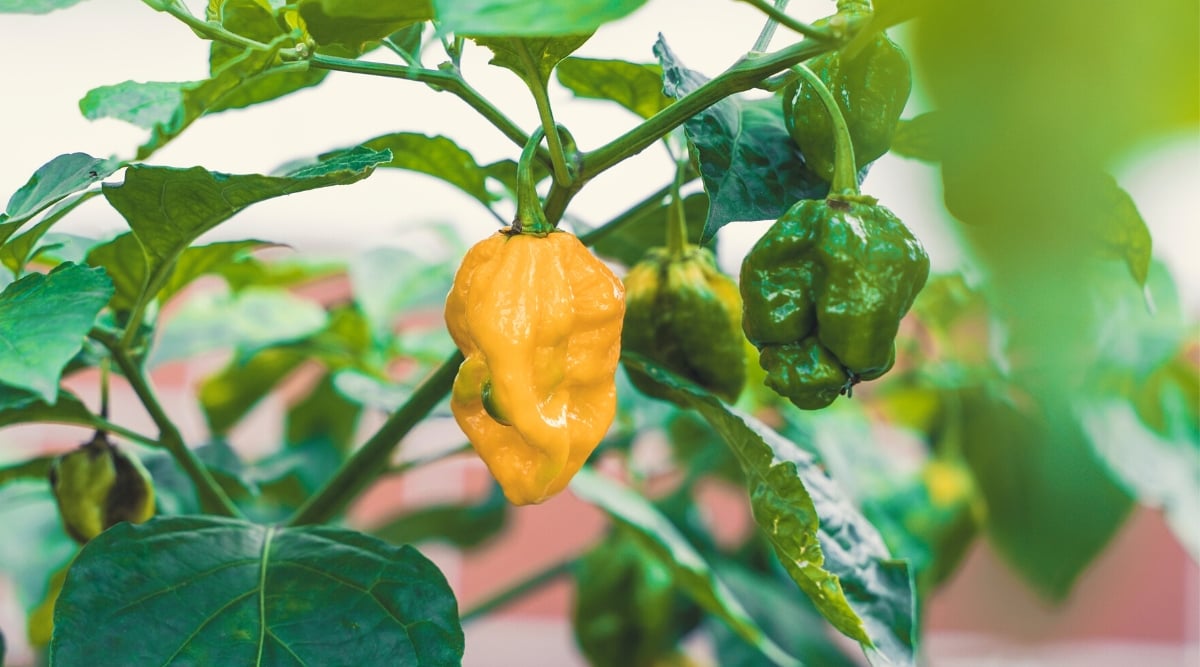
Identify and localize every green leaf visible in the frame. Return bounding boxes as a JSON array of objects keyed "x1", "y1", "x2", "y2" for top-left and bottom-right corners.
[
  {"x1": 150, "y1": 287, "x2": 329, "y2": 366},
  {"x1": 0, "y1": 386, "x2": 93, "y2": 429},
  {"x1": 0, "y1": 481, "x2": 76, "y2": 624},
  {"x1": 472, "y1": 34, "x2": 592, "y2": 88},
  {"x1": 654, "y1": 37, "x2": 829, "y2": 243},
  {"x1": 959, "y1": 389, "x2": 1134, "y2": 601},
  {"x1": 0, "y1": 153, "x2": 118, "y2": 242},
  {"x1": 80, "y1": 41, "x2": 299, "y2": 159},
  {"x1": 622, "y1": 354, "x2": 916, "y2": 666},
  {"x1": 101, "y1": 148, "x2": 385, "y2": 317},
  {"x1": 589, "y1": 193, "x2": 708, "y2": 266},
  {"x1": 372, "y1": 482, "x2": 508, "y2": 549},
  {"x1": 436, "y1": 0, "x2": 645, "y2": 36},
  {"x1": 0, "y1": 190, "x2": 101, "y2": 274},
  {"x1": 0, "y1": 264, "x2": 113, "y2": 402},
  {"x1": 327, "y1": 134, "x2": 495, "y2": 206},
  {"x1": 50, "y1": 516, "x2": 464, "y2": 666},
  {"x1": 556, "y1": 57, "x2": 673, "y2": 119},
  {"x1": 0, "y1": 0, "x2": 87, "y2": 13},
  {"x1": 349, "y1": 245, "x2": 456, "y2": 342},
  {"x1": 0, "y1": 456, "x2": 55, "y2": 487},
  {"x1": 890, "y1": 112, "x2": 944, "y2": 163},
  {"x1": 571, "y1": 468, "x2": 799, "y2": 667},
  {"x1": 200, "y1": 348, "x2": 307, "y2": 435},
  {"x1": 1080, "y1": 399, "x2": 1199, "y2": 561},
  {"x1": 298, "y1": 0, "x2": 431, "y2": 51},
  {"x1": 285, "y1": 373, "x2": 362, "y2": 450}
]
